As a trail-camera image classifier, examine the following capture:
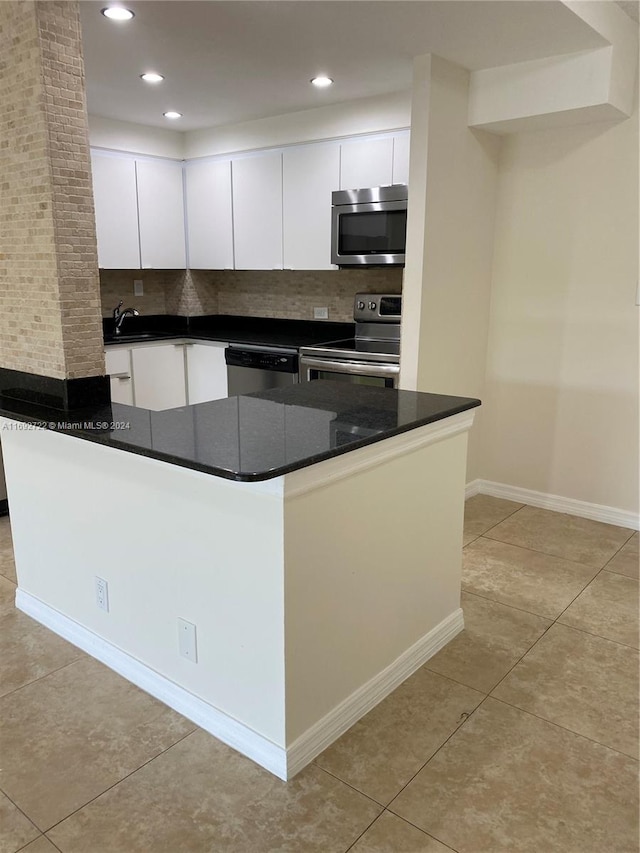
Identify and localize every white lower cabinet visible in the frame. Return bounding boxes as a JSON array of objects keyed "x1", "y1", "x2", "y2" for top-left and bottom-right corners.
[
  {"x1": 106, "y1": 341, "x2": 230, "y2": 411},
  {"x1": 131, "y1": 344, "x2": 187, "y2": 411},
  {"x1": 104, "y1": 348, "x2": 134, "y2": 406},
  {"x1": 185, "y1": 342, "x2": 228, "y2": 404}
]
